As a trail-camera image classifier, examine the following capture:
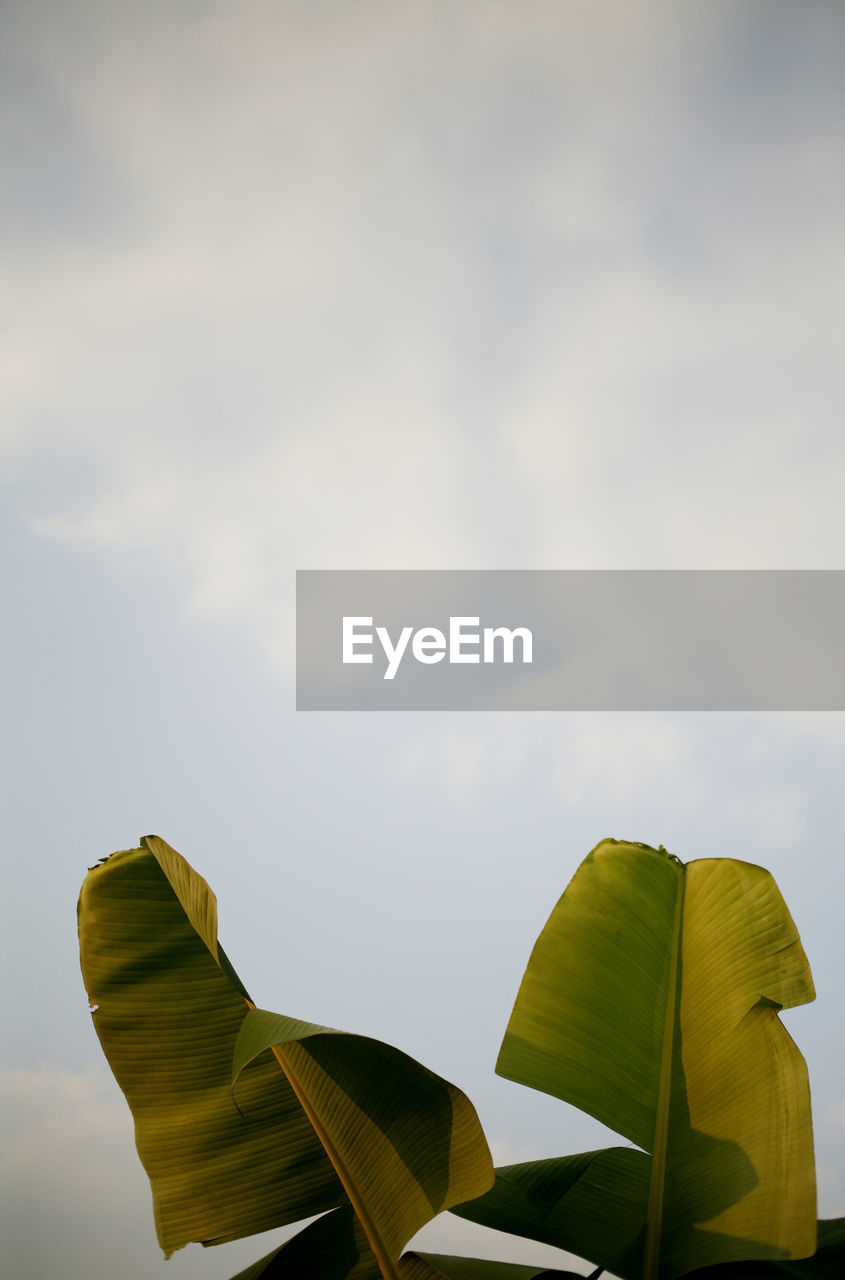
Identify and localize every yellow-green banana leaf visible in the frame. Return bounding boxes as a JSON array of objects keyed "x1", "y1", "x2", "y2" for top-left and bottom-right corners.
[
  {"x1": 78, "y1": 836, "x2": 493, "y2": 1276},
  {"x1": 488, "y1": 840, "x2": 817, "y2": 1280}
]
